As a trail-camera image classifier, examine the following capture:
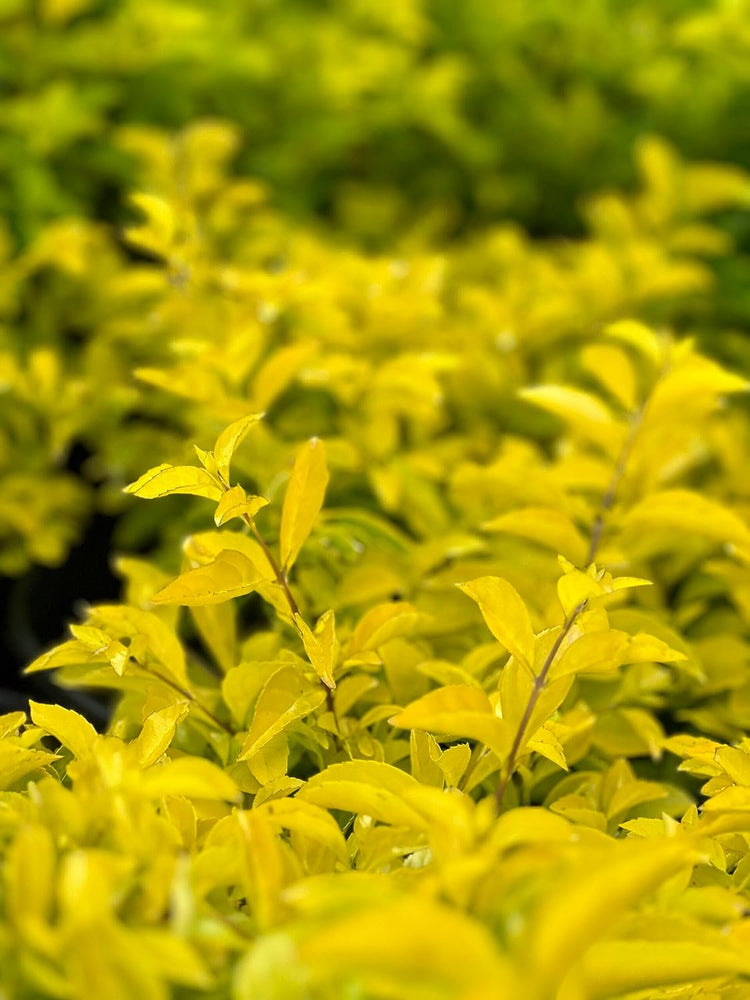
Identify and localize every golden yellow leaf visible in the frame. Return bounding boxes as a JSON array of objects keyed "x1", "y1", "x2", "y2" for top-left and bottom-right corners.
[
  {"x1": 152, "y1": 549, "x2": 266, "y2": 606},
  {"x1": 390, "y1": 685, "x2": 513, "y2": 762},
  {"x1": 483, "y1": 507, "x2": 587, "y2": 563},
  {"x1": 213, "y1": 412, "x2": 265, "y2": 480},
  {"x1": 29, "y1": 701, "x2": 98, "y2": 759},
  {"x1": 239, "y1": 666, "x2": 326, "y2": 760},
  {"x1": 124, "y1": 463, "x2": 222, "y2": 501},
  {"x1": 295, "y1": 610, "x2": 337, "y2": 689},
  {"x1": 214, "y1": 485, "x2": 269, "y2": 527},
  {"x1": 141, "y1": 757, "x2": 240, "y2": 801},
  {"x1": 280, "y1": 438, "x2": 329, "y2": 571},
  {"x1": 457, "y1": 576, "x2": 535, "y2": 670},
  {"x1": 348, "y1": 602, "x2": 421, "y2": 656},
  {"x1": 134, "y1": 703, "x2": 190, "y2": 768}
]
